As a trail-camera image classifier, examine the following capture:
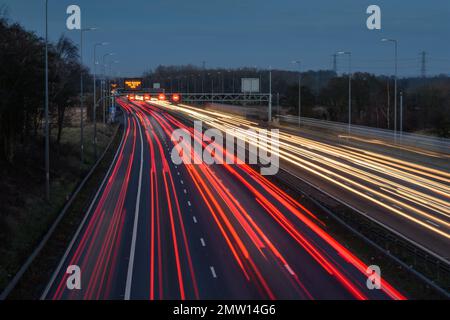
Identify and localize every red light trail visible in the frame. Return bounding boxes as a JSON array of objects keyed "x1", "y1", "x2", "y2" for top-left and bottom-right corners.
[{"x1": 44, "y1": 98, "x2": 406, "y2": 300}]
